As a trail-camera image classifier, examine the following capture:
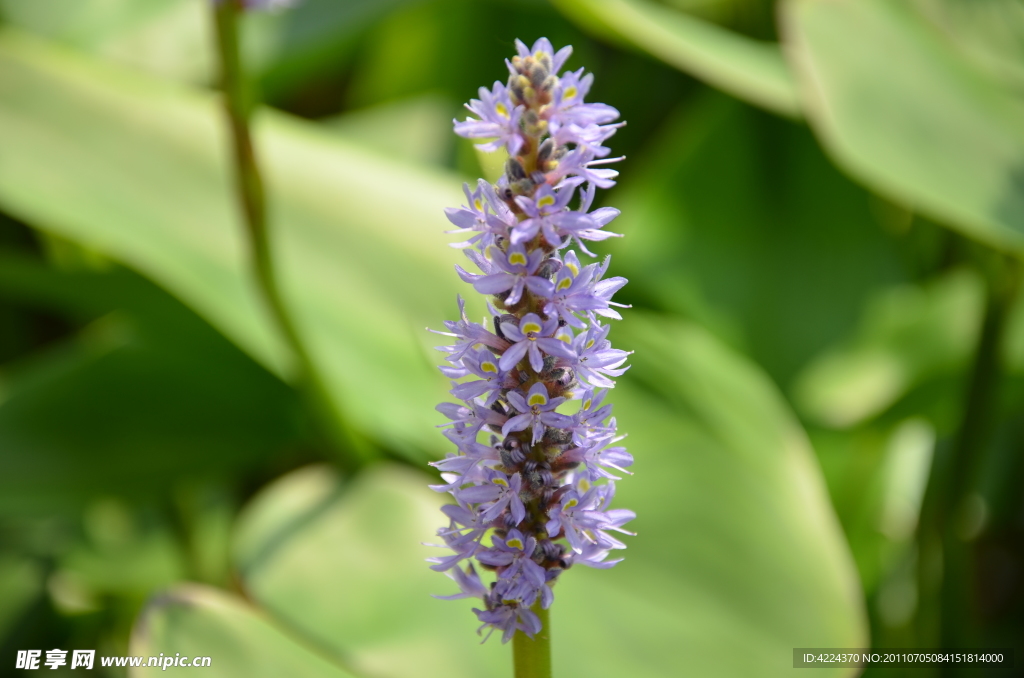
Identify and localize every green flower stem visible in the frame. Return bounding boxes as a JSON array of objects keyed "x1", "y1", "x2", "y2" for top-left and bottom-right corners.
[
  {"x1": 916, "y1": 254, "x2": 1020, "y2": 659},
  {"x1": 211, "y1": 0, "x2": 371, "y2": 471},
  {"x1": 513, "y1": 604, "x2": 552, "y2": 678}
]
